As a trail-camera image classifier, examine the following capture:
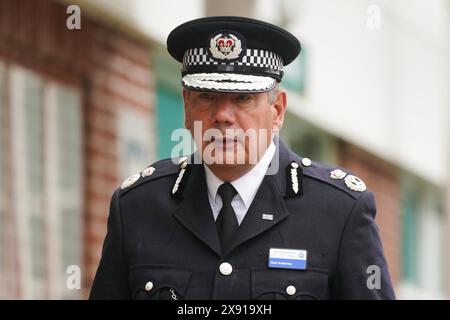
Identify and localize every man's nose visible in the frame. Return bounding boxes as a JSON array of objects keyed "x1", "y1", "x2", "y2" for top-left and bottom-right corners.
[{"x1": 212, "y1": 97, "x2": 235, "y2": 126}]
